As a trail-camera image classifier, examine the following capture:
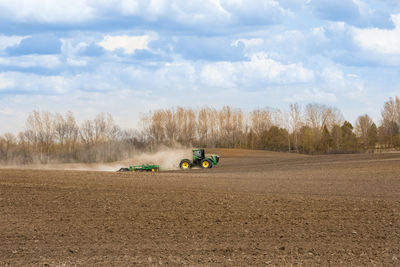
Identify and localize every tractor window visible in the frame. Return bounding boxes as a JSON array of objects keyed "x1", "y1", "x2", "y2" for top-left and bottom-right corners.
[{"x1": 193, "y1": 150, "x2": 204, "y2": 158}]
